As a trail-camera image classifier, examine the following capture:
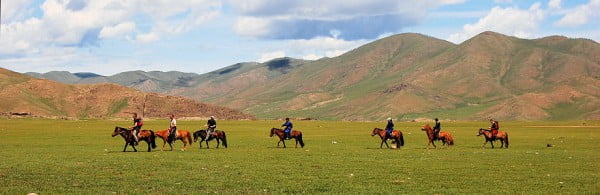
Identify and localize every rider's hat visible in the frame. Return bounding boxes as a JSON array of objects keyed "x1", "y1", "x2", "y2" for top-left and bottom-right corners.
[{"x1": 387, "y1": 117, "x2": 392, "y2": 120}]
